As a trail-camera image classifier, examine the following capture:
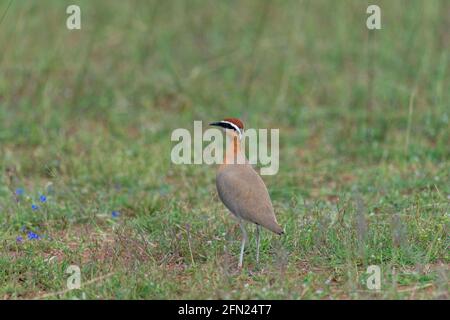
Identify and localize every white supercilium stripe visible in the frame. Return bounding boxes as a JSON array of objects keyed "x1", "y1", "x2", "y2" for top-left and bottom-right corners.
[{"x1": 219, "y1": 120, "x2": 242, "y2": 139}]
